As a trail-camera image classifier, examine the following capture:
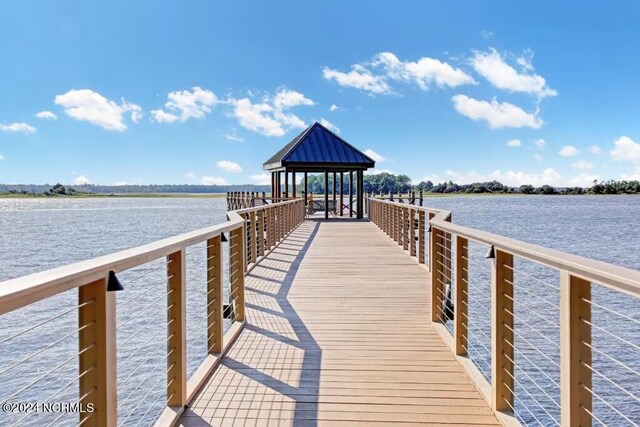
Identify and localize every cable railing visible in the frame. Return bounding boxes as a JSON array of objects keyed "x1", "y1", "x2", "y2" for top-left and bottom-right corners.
[
  {"x1": 0, "y1": 198, "x2": 305, "y2": 427},
  {"x1": 368, "y1": 197, "x2": 640, "y2": 427}
]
